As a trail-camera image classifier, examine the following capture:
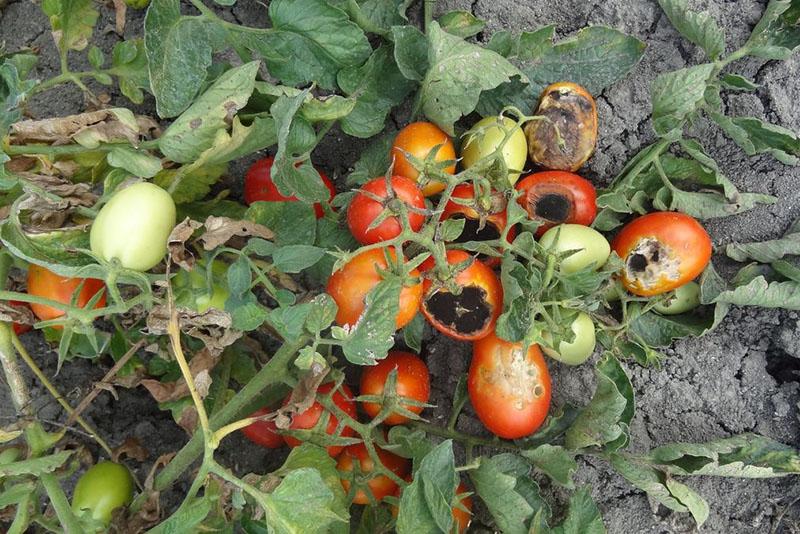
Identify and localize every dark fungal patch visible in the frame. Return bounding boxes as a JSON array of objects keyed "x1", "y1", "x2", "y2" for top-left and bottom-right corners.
[
  {"x1": 533, "y1": 193, "x2": 571, "y2": 222},
  {"x1": 424, "y1": 286, "x2": 491, "y2": 336},
  {"x1": 449, "y1": 214, "x2": 501, "y2": 243}
]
